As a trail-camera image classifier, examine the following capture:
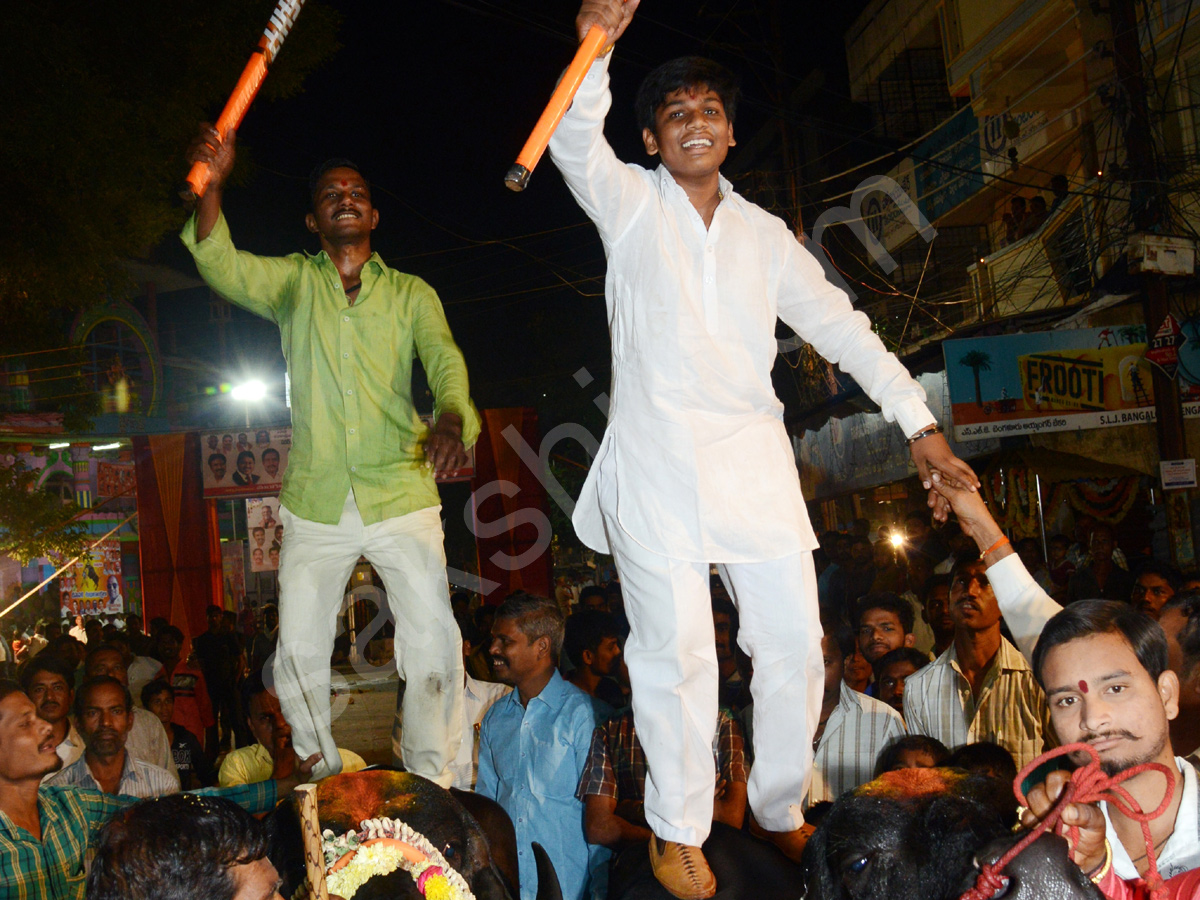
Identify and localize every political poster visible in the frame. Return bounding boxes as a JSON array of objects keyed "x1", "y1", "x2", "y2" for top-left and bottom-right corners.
[
  {"x1": 245, "y1": 498, "x2": 282, "y2": 573},
  {"x1": 59, "y1": 539, "x2": 124, "y2": 618},
  {"x1": 201, "y1": 427, "x2": 291, "y2": 499}
]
